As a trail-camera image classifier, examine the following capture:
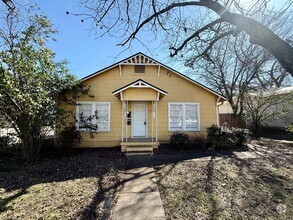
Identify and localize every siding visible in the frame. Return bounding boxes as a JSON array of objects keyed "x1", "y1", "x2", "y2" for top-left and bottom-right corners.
[{"x1": 61, "y1": 65, "x2": 218, "y2": 147}]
